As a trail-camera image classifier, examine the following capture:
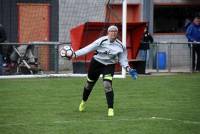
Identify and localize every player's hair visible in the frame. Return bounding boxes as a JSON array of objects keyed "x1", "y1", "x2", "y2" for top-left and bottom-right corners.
[{"x1": 107, "y1": 25, "x2": 118, "y2": 32}]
